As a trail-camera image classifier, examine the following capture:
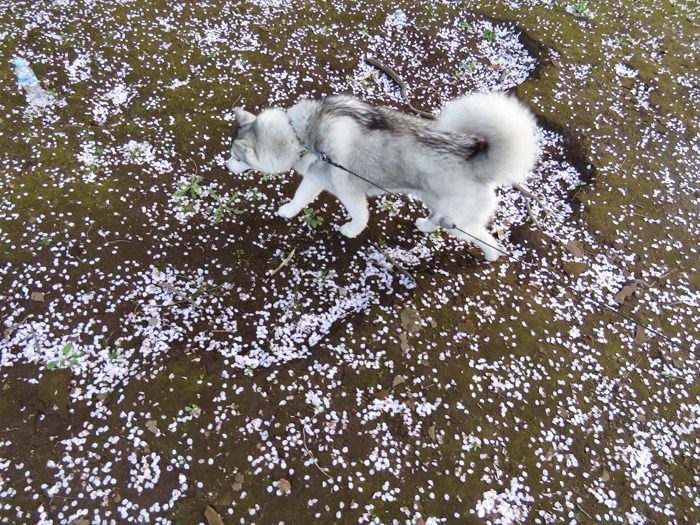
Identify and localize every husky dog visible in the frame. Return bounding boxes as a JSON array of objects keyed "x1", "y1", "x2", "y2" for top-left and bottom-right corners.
[{"x1": 225, "y1": 93, "x2": 538, "y2": 261}]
